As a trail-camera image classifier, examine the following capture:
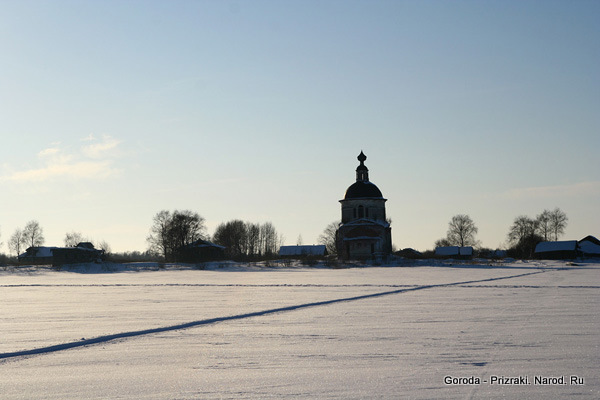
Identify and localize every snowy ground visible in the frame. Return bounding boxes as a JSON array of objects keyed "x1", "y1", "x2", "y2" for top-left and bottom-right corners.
[{"x1": 1, "y1": 260, "x2": 598, "y2": 399}]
